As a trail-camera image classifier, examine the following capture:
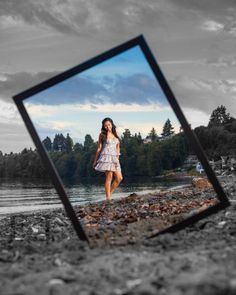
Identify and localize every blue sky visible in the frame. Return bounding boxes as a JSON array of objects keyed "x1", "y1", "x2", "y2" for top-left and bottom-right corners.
[{"x1": 24, "y1": 45, "x2": 179, "y2": 144}]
